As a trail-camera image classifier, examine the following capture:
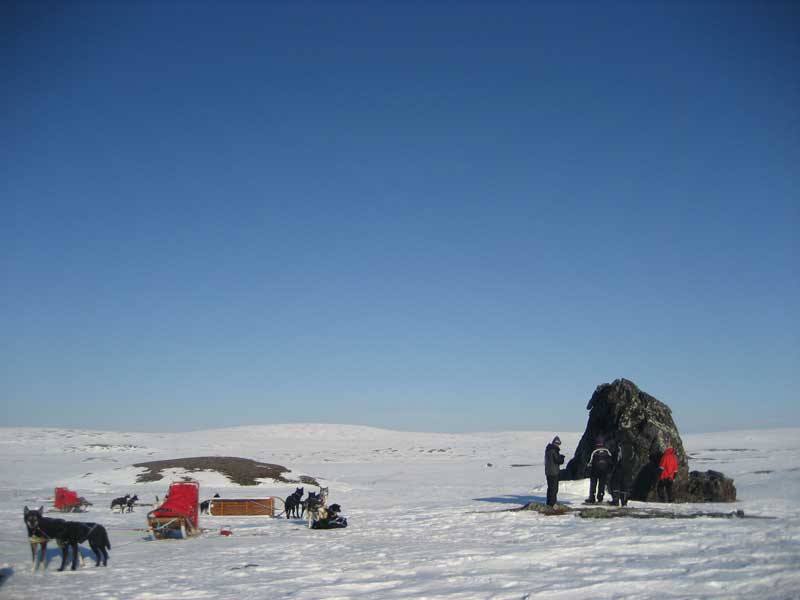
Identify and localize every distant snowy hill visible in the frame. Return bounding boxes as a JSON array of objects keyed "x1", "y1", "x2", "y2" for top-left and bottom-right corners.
[{"x1": 1, "y1": 425, "x2": 798, "y2": 599}]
